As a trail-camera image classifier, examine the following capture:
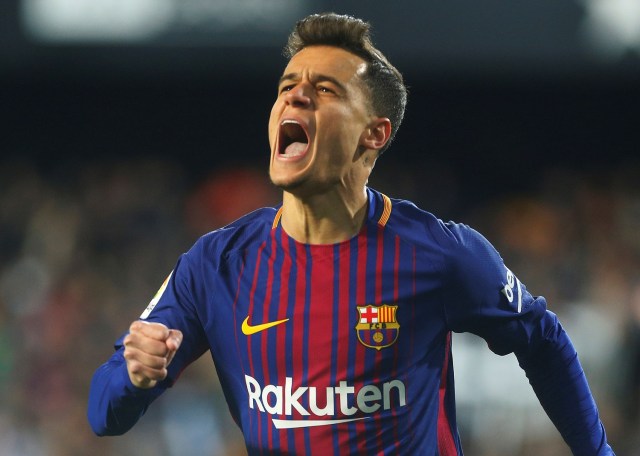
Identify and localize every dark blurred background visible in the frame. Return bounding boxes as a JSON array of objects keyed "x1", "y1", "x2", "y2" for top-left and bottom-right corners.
[{"x1": 1, "y1": 1, "x2": 639, "y2": 455}]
